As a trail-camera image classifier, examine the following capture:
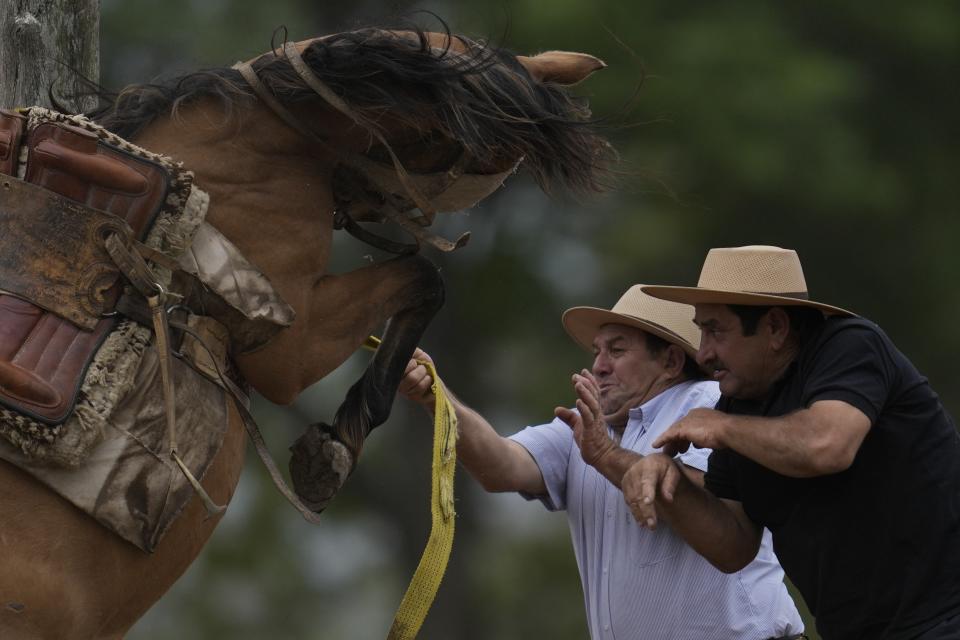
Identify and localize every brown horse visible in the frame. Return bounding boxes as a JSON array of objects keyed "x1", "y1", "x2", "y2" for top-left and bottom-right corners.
[{"x1": 0, "y1": 24, "x2": 611, "y2": 639}]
